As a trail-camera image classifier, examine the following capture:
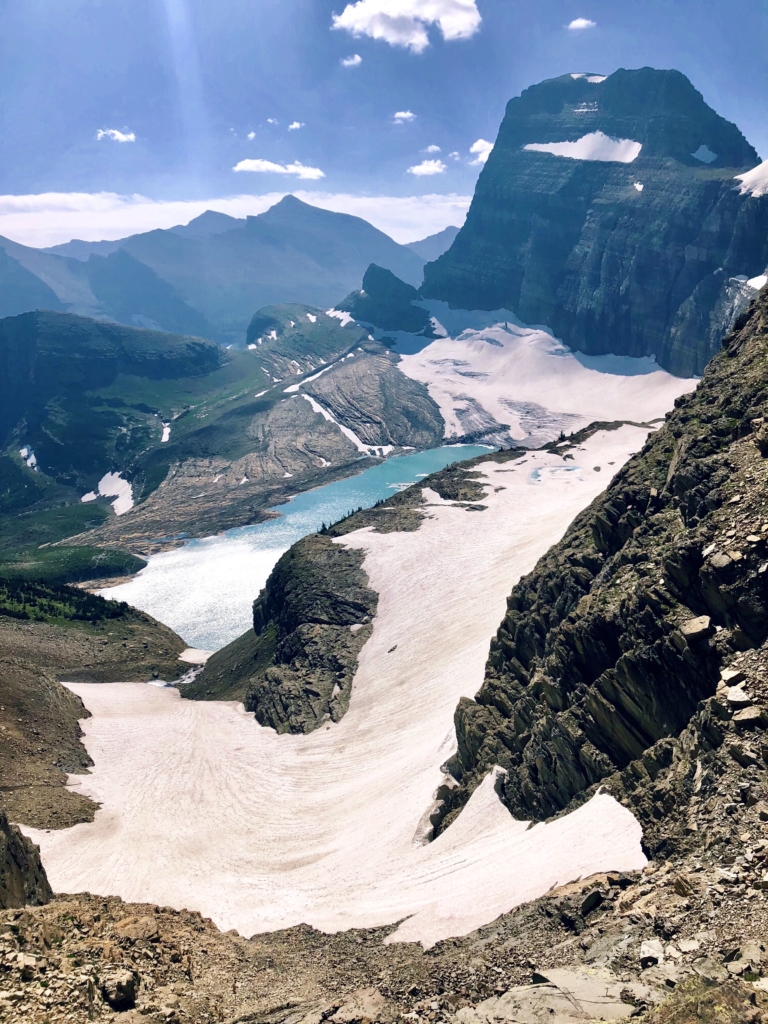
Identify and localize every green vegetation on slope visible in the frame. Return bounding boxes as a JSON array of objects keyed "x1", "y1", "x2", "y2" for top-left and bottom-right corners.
[{"x1": 0, "y1": 577, "x2": 129, "y2": 624}]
